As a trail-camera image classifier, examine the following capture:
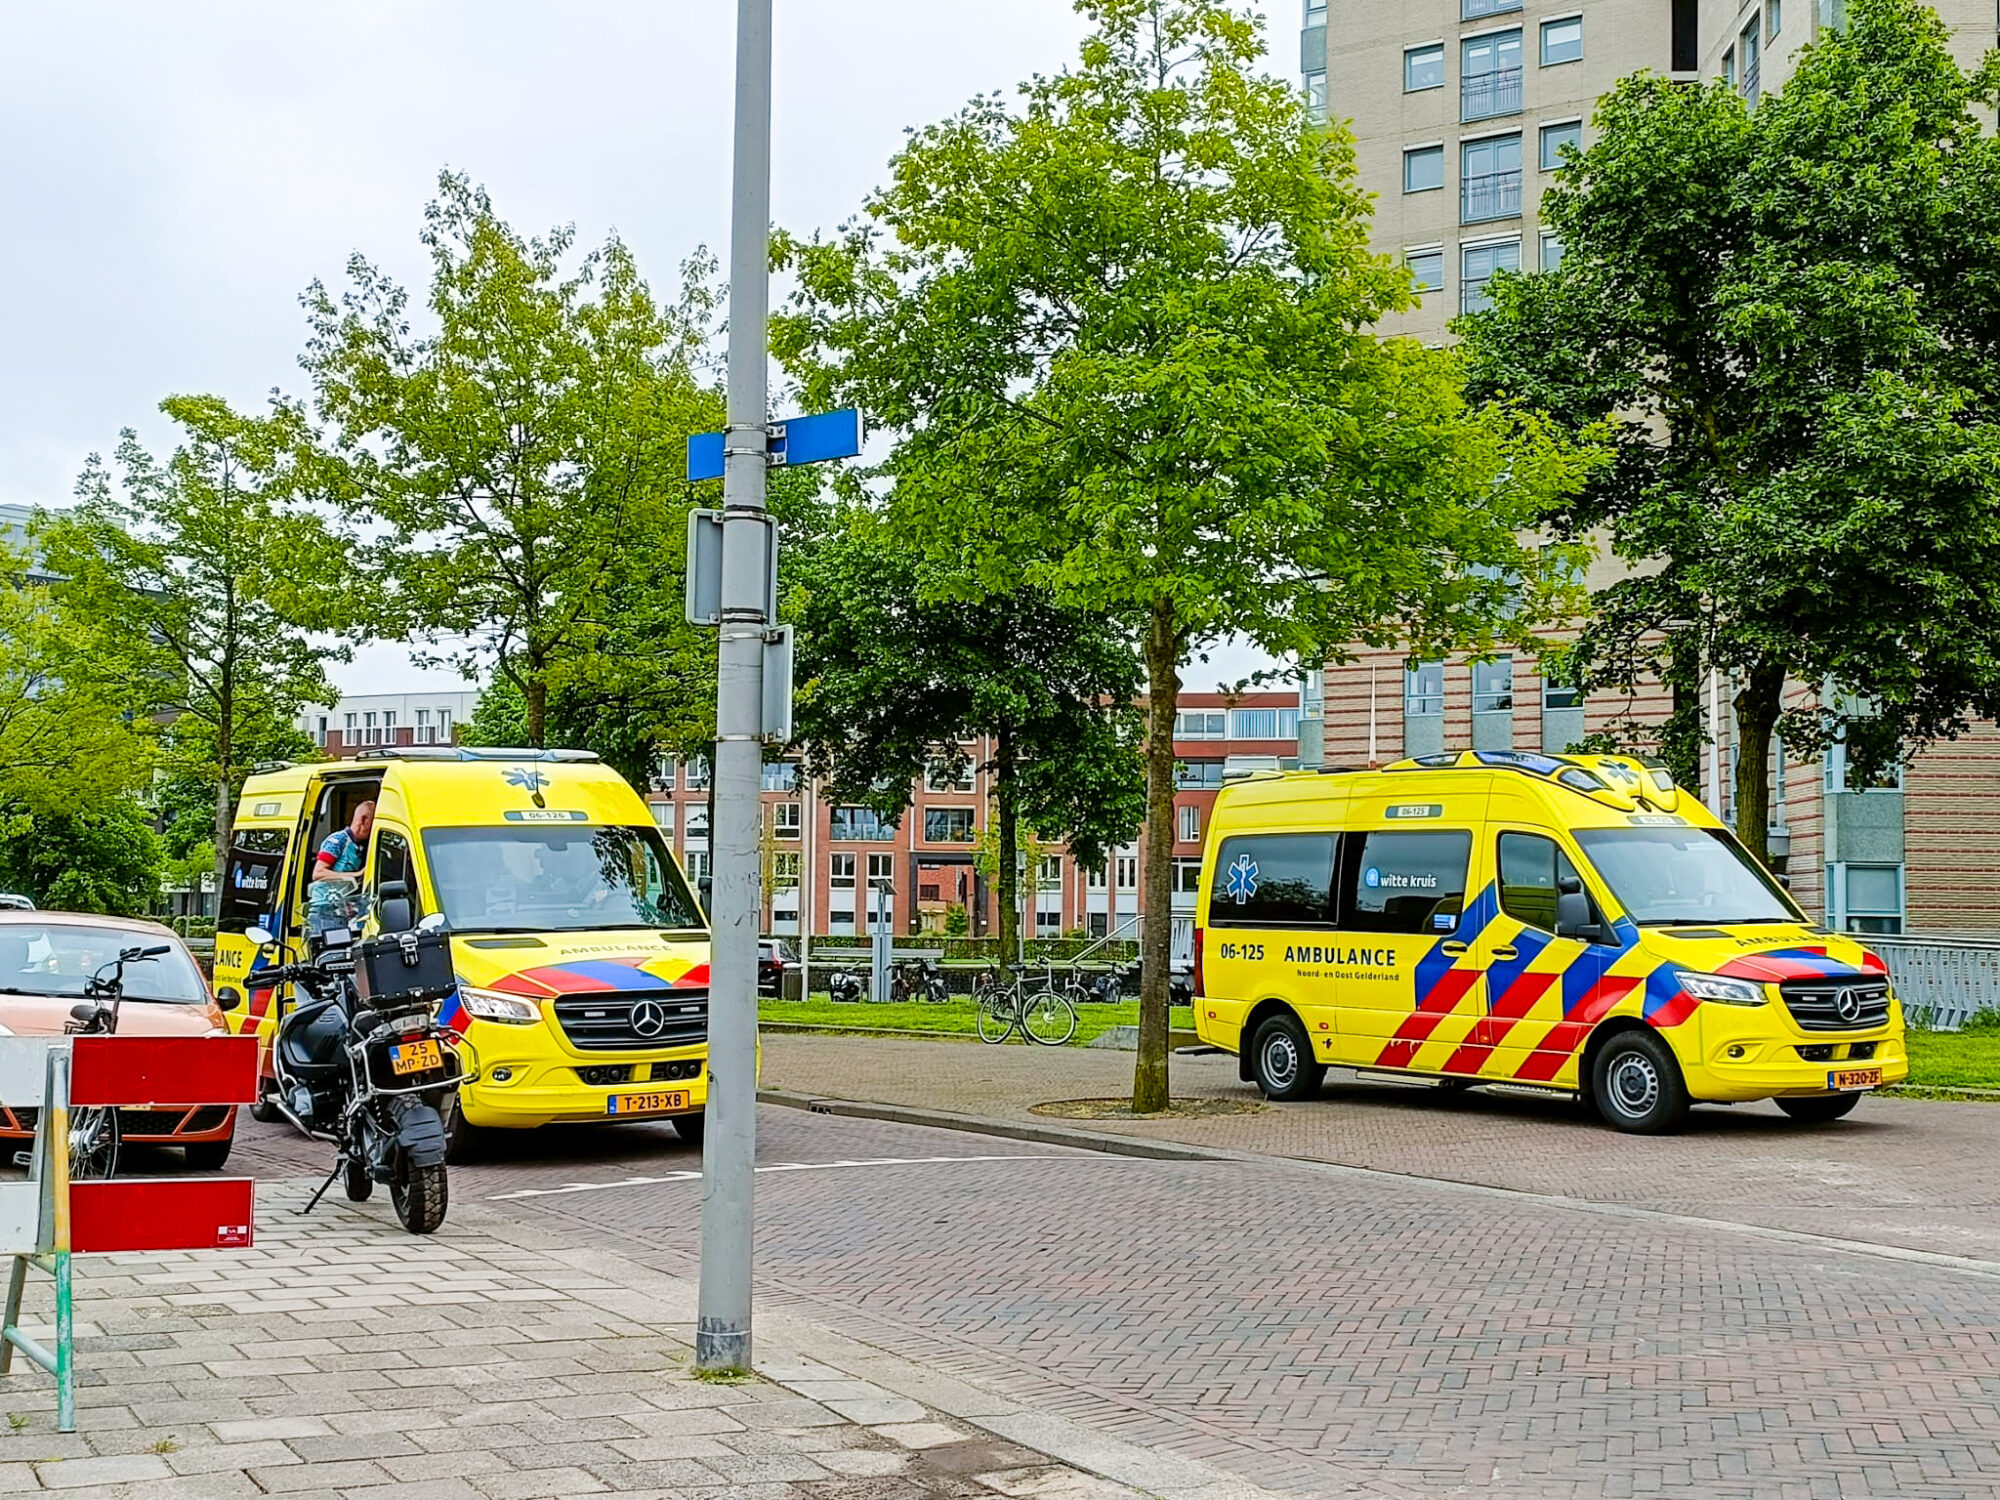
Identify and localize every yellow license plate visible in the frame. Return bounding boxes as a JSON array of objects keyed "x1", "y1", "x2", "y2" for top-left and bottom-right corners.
[
  {"x1": 390, "y1": 1039, "x2": 443, "y2": 1075},
  {"x1": 607, "y1": 1090, "x2": 689, "y2": 1117},
  {"x1": 1829, "y1": 1067, "x2": 1883, "y2": 1090}
]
